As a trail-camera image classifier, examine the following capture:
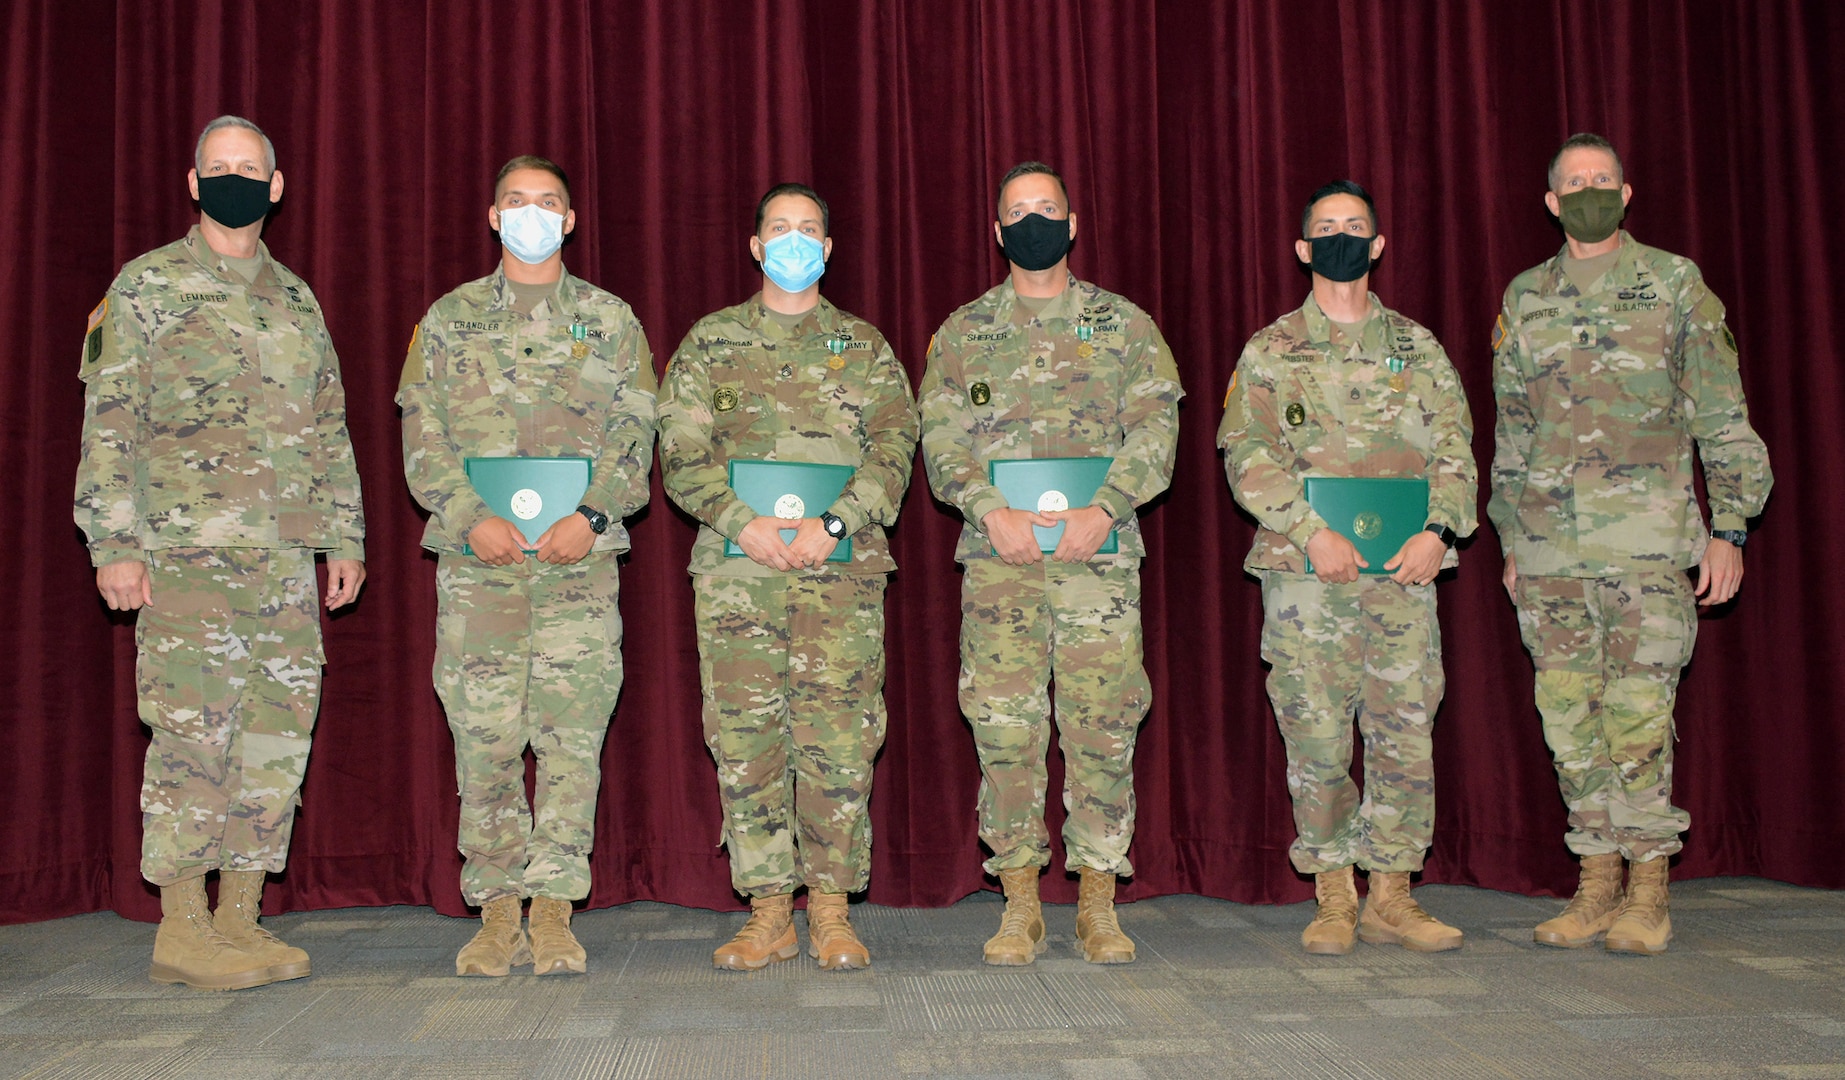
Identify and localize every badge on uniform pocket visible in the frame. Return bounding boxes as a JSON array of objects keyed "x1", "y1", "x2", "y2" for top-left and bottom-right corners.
[
  {"x1": 969, "y1": 382, "x2": 991, "y2": 406},
  {"x1": 1285, "y1": 402, "x2": 1306, "y2": 426},
  {"x1": 713, "y1": 386, "x2": 738, "y2": 412}
]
